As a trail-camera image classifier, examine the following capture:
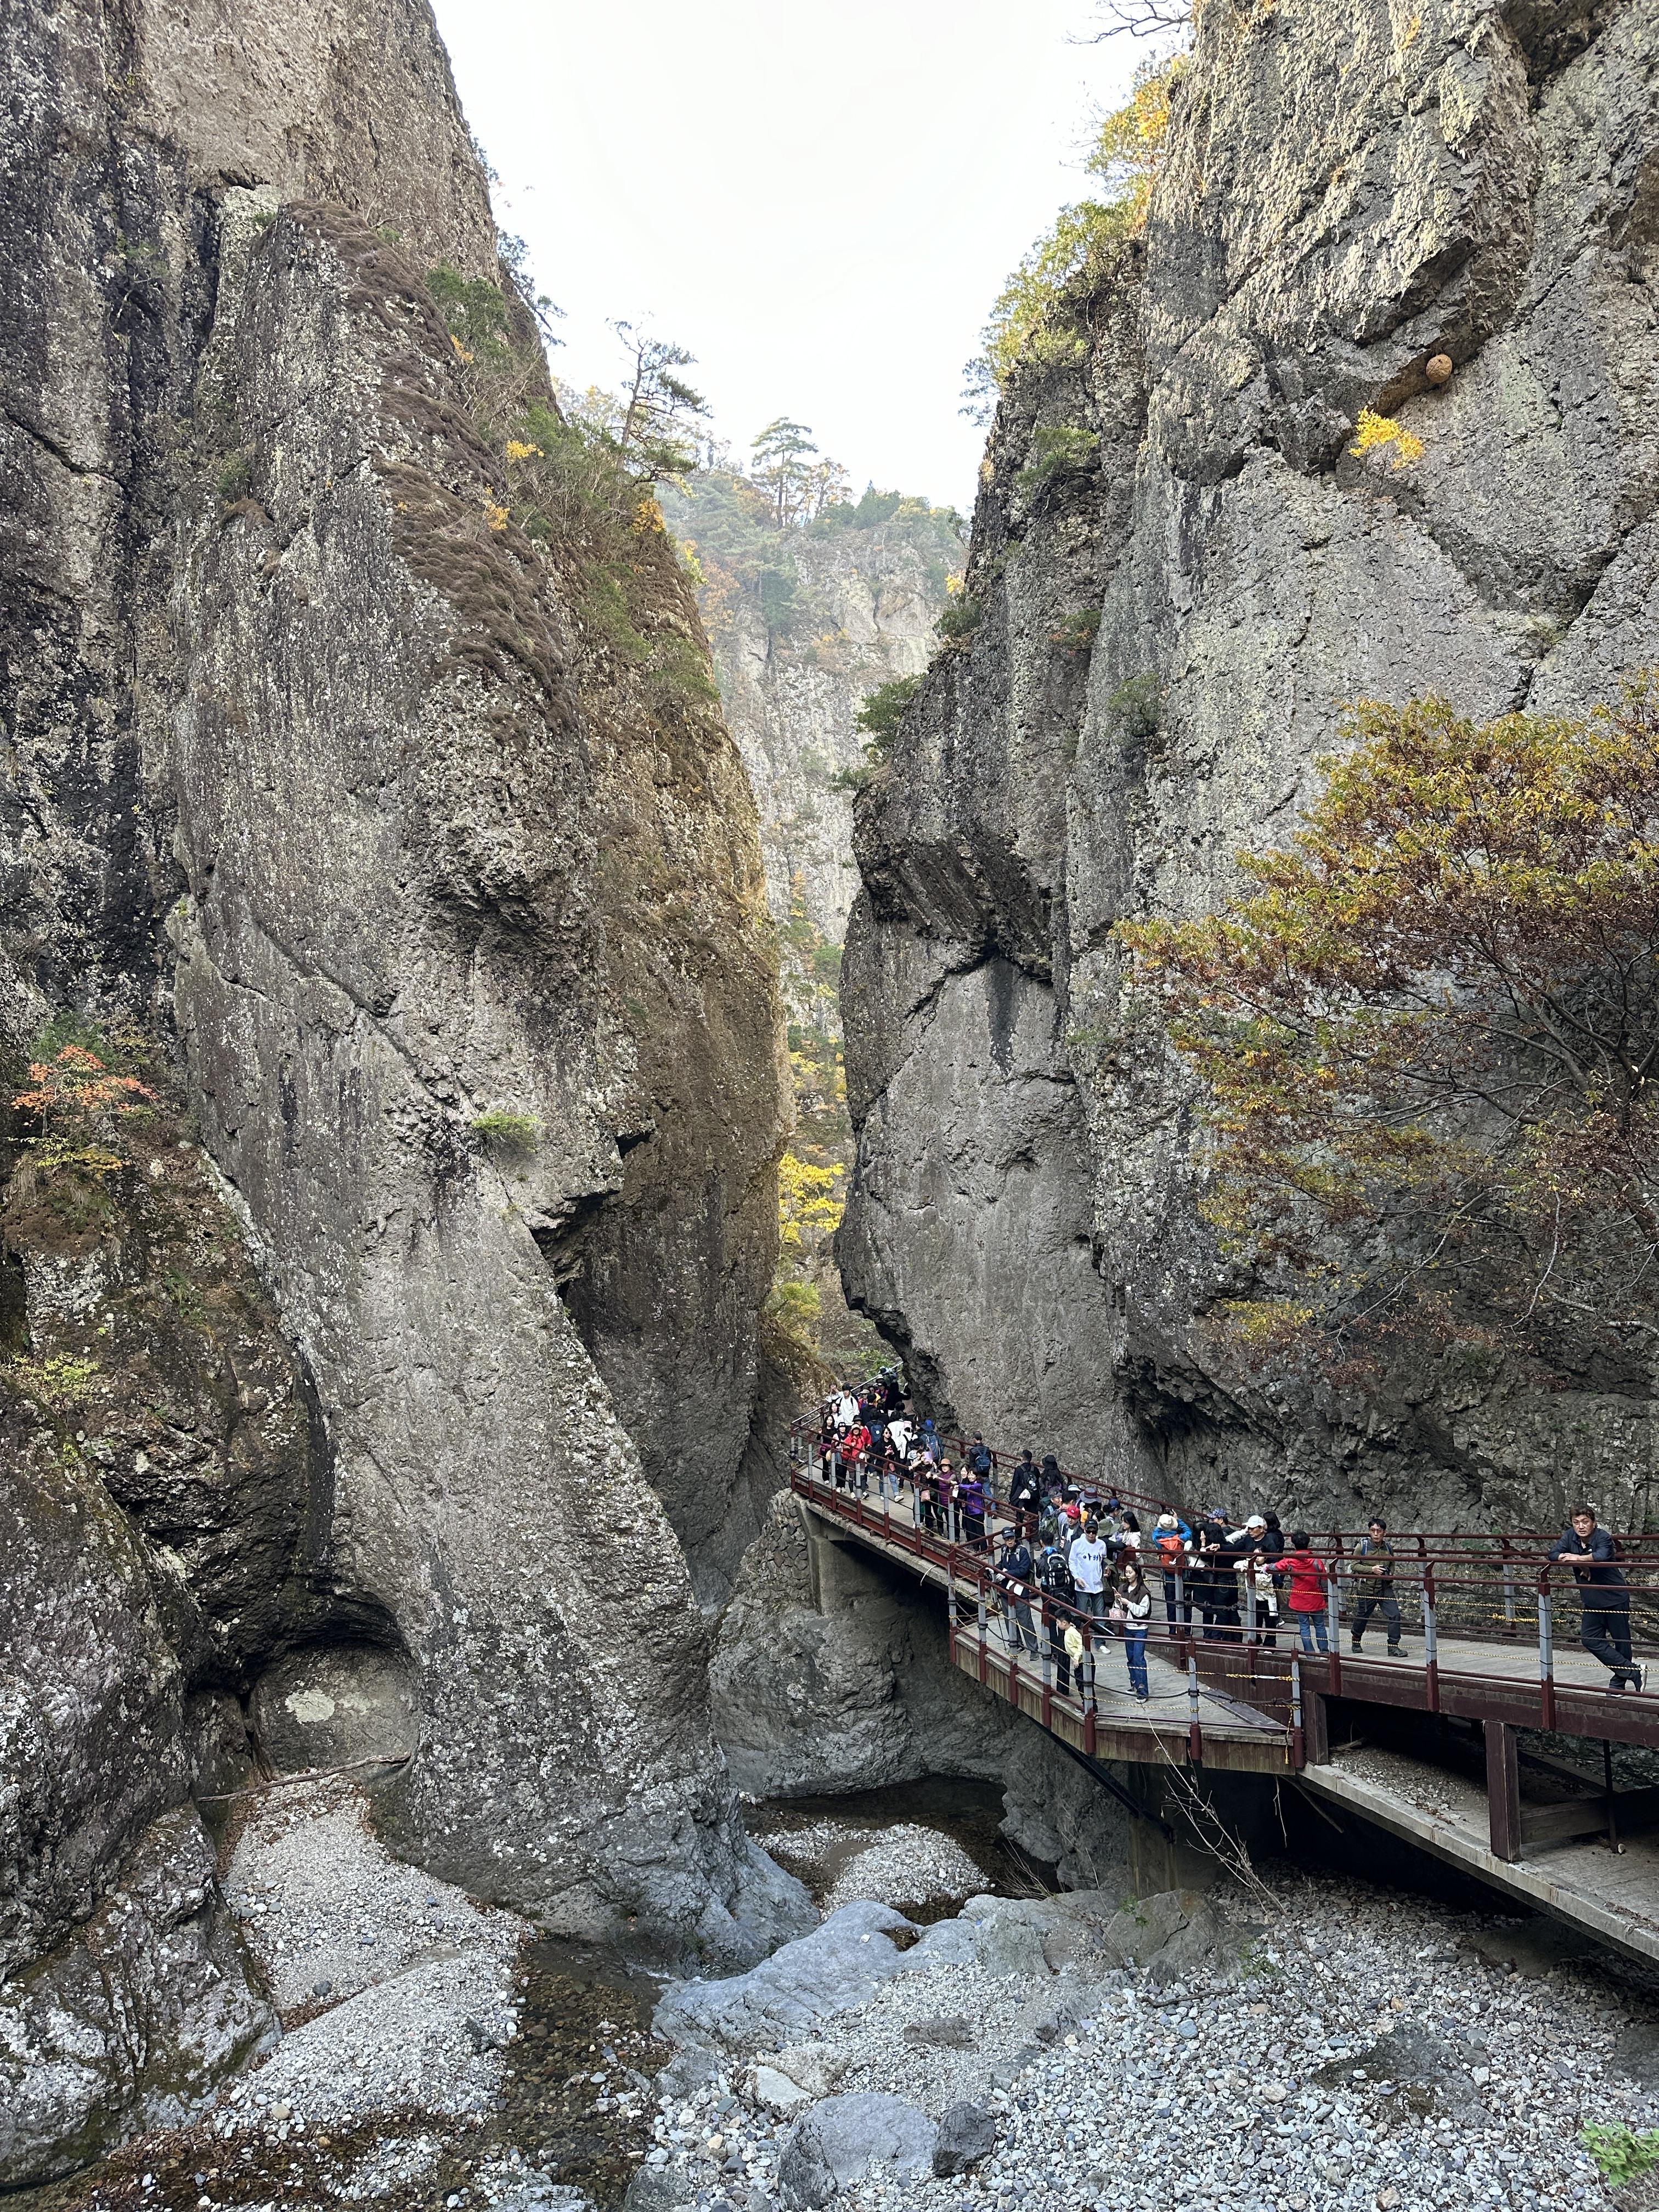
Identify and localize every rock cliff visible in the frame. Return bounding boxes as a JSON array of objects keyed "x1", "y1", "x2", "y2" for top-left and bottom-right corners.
[
  {"x1": 1, "y1": 0, "x2": 804, "y2": 2176},
  {"x1": 840, "y1": 0, "x2": 1659, "y2": 1524}
]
